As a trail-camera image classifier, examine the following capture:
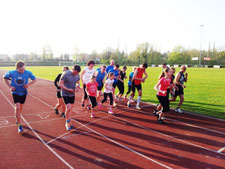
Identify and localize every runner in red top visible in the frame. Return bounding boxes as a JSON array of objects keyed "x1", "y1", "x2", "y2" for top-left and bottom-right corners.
[
  {"x1": 86, "y1": 75, "x2": 99, "y2": 118},
  {"x1": 154, "y1": 67, "x2": 173, "y2": 124},
  {"x1": 127, "y1": 63, "x2": 148, "y2": 110}
]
